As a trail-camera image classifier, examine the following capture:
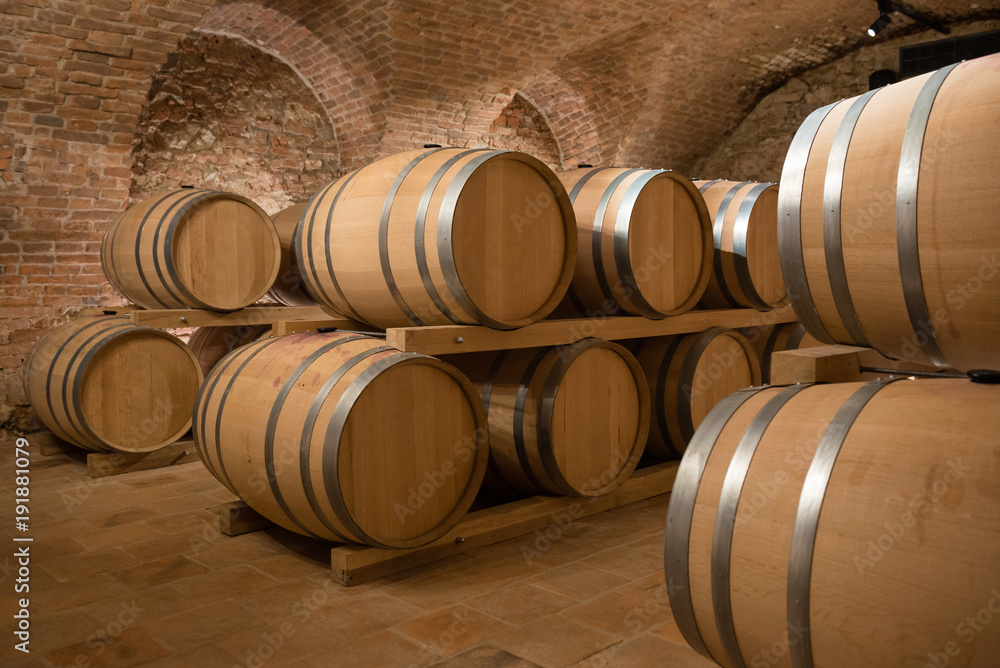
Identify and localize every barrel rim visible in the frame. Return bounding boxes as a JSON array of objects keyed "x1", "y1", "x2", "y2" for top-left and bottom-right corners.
[
  {"x1": 266, "y1": 202, "x2": 315, "y2": 306},
  {"x1": 164, "y1": 189, "x2": 282, "y2": 311},
  {"x1": 438, "y1": 151, "x2": 579, "y2": 329},
  {"x1": 538, "y1": 337, "x2": 650, "y2": 497},
  {"x1": 325, "y1": 353, "x2": 490, "y2": 548}
]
